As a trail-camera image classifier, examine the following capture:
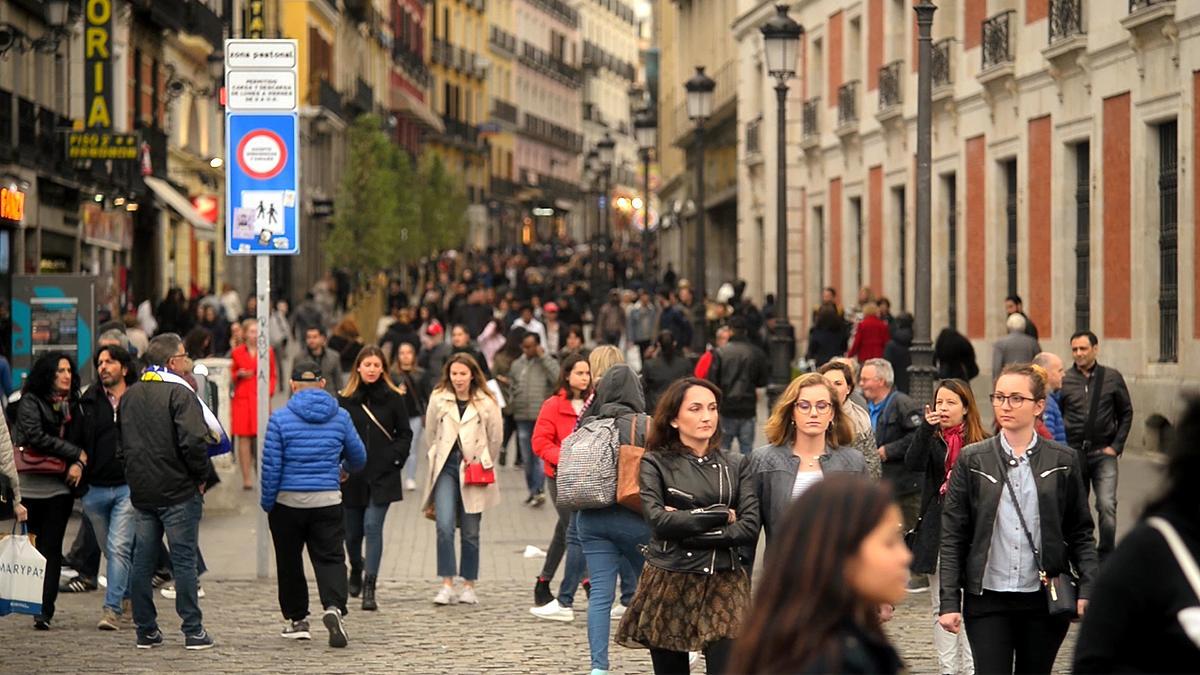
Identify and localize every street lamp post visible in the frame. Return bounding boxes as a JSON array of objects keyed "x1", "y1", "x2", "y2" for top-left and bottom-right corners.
[
  {"x1": 584, "y1": 149, "x2": 600, "y2": 297},
  {"x1": 597, "y1": 132, "x2": 616, "y2": 295},
  {"x1": 761, "y1": 4, "x2": 804, "y2": 408},
  {"x1": 910, "y1": 1, "x2": 939, "y2": 406},
  {"x1": 635, "y1": 108, "x2": 658, "y2": 288},
  {"x1": 685, "y1": 66, "x2": 715, "y2": 315}
]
